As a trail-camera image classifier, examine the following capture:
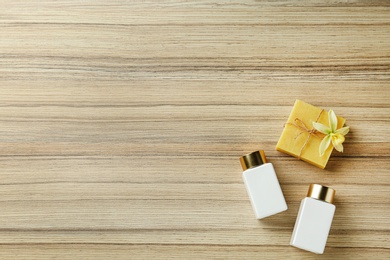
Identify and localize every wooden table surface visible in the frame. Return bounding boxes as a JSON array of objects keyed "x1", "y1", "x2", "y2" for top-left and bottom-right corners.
[{"x1": 1, "y1": 1, "x2": 389, "y2": 259}]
